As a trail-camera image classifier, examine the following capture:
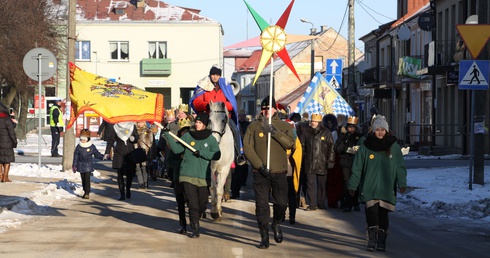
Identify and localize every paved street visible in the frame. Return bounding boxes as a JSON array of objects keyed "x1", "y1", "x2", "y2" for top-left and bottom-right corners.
[{"x1": 1, "y1": 157, "x2": 489, "y2": 257}]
